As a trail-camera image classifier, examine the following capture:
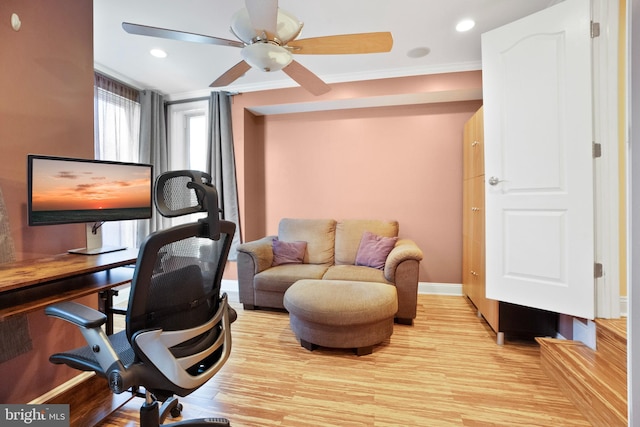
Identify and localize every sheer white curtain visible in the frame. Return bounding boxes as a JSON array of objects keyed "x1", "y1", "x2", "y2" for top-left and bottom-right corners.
[{"x1": 93, "y1": 73, "x2": 144, "y2": 249}]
